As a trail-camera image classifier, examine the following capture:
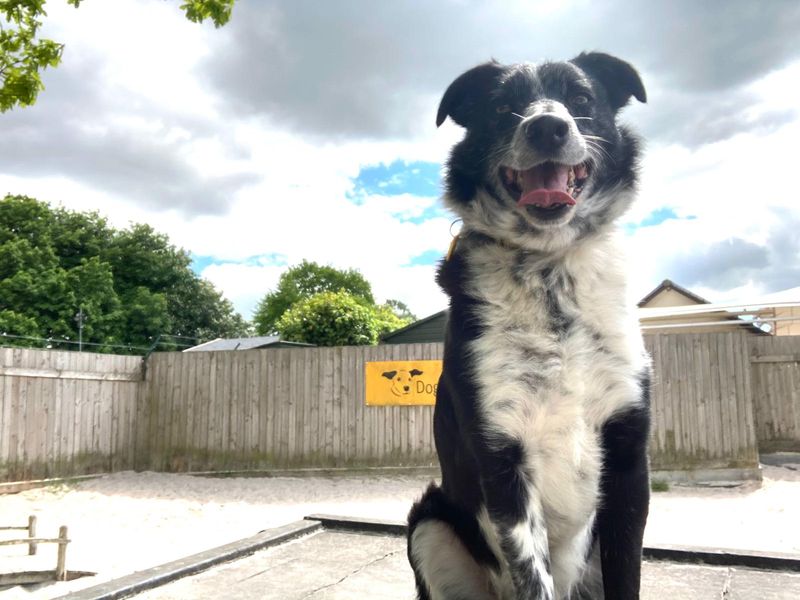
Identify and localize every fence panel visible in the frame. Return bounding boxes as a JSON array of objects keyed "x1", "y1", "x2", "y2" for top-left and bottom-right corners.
[
  {"x1": 0, "y1": 348, "x2": 142, "y2": 481},
  {"x1": 643, "y1": 332, "x2": 758, "y2": 471},
  {"x1": 135, "y1": 344, "x2": 444, "y2": 472},
  {"x1": 749, "y1": 335, "x2": 800, "y2": 451}
]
